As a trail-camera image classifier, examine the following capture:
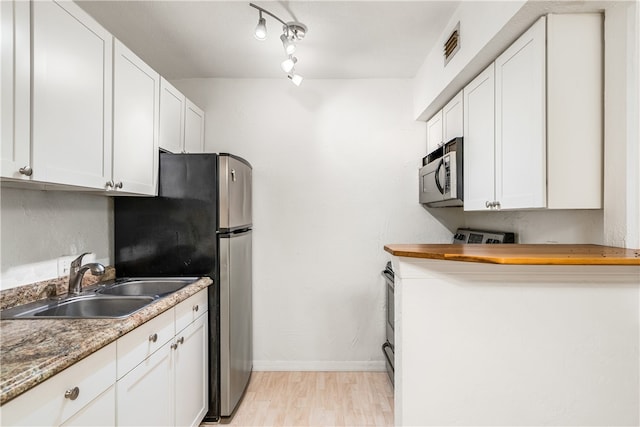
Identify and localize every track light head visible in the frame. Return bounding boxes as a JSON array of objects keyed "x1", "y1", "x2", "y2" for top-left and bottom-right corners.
[
  {"x1": 280, "y1": 34, "x2": 296, "y2": 55},
  {"x1": 281, "y1": 56, "x2": 297, "y2": 73},
  {"x1": 254, "y1": 13, "x2": 267, "y2": 40},
  {"x1": 288, "y1": 73, "x2": 303, "y2": 86}
]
